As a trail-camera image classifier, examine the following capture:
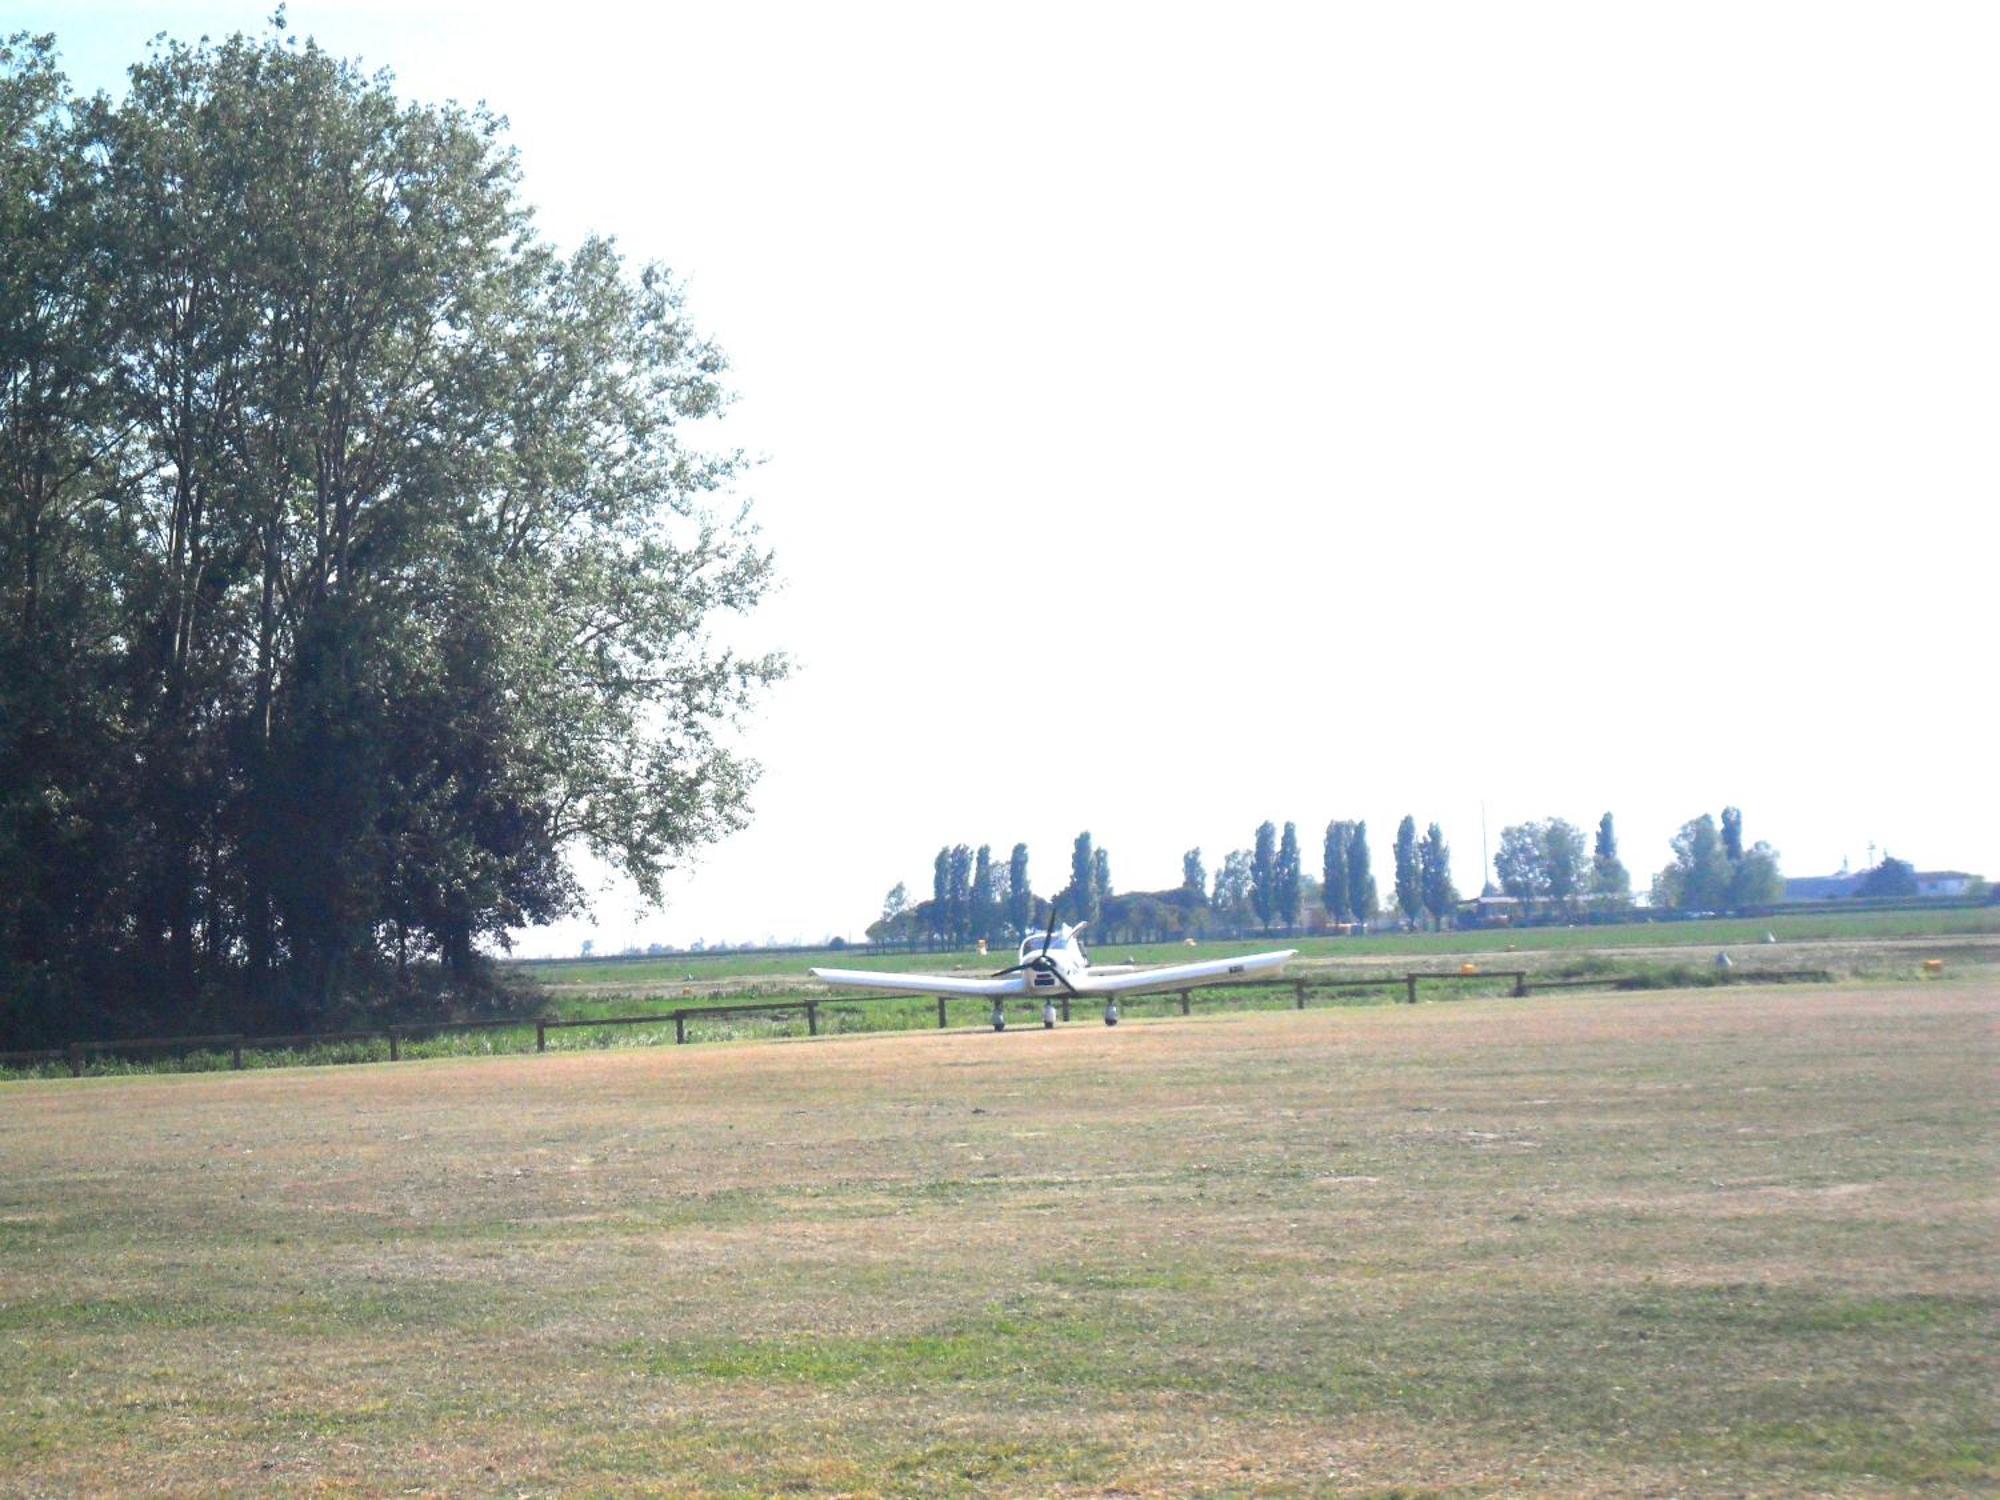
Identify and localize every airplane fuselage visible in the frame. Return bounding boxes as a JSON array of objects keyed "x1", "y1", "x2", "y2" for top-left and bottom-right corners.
[{"x1": 1015, "y1": 924, "x2": 1100, "y2": 987}]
